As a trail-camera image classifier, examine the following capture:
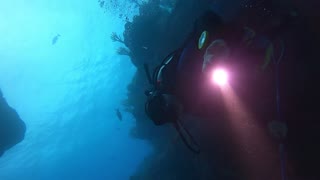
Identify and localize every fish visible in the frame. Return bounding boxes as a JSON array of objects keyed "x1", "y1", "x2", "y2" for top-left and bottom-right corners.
[
  {"x1": 115, "y1": 108, "x2": 122, "y2": 121},
  {"x1": 52, "y1": 34, "x2": 61, "y2": 45}
]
